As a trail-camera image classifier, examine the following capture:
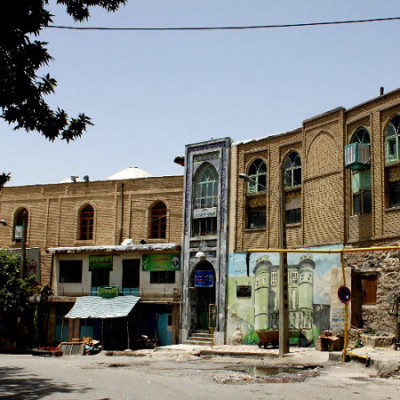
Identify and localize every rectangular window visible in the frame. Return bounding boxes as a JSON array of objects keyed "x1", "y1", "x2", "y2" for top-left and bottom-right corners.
[
  {"x1": 363, "y1": 191, "x2": 372, "y2": 213},
  {"x1": 291, "y1": 271, "x2": 298, "y2": 284},
  {"x1": 271, "y1": 271, "x2": 277, "y2": 286},
  {"x1": 362, "y1": 275, "x2": 377, "y2": 305},
  {"x1": 59, "y1": 260, "x2": 82, "y2": 283},
  {"x1": 388, "y1": 138, "x2": 397, "y2": 161},
  {"x1": 247, "y1": 207, "x2": 266, "y2": 229},
  {"x1": 389, "y1": 182, "x2": 400, "y2": 207},
  {"x1": 236, "y1": 285, "x2": 252, "y2": 297},
  {"x1": 192, "y1": 217, "x2": 217, "y2": 237},
  {"x1": 286, "y1": 208, "x2": 301, "y2": 224},
  {"x1": 353, "y1": 191, "x2": 372, "y2": 215},
  {"x1": 122, "y1": 259, "x2": 140, "y2": 289},
  {"x1": 150, "y1": 270, "x2": 175, "y2": 284}
]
